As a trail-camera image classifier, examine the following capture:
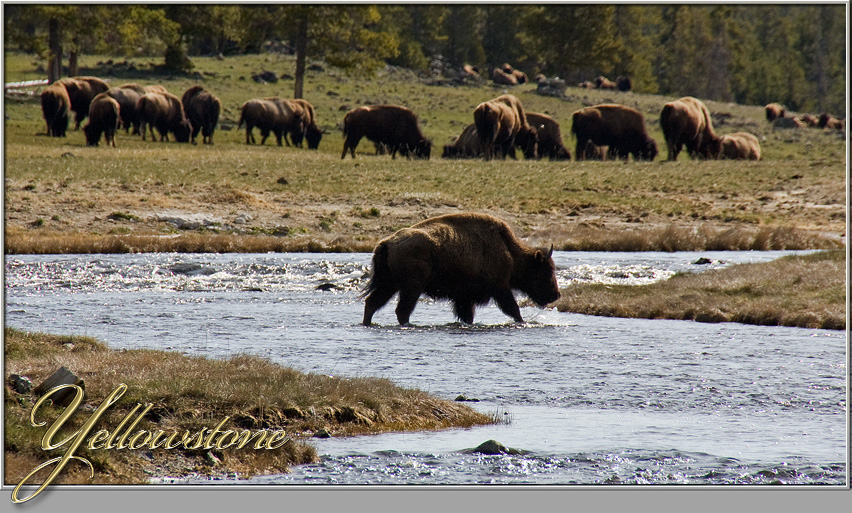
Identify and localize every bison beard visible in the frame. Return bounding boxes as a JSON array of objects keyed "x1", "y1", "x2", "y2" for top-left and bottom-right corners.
[{"x1": 361, "y1": 213, "x2": 560, "y2": 326}]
